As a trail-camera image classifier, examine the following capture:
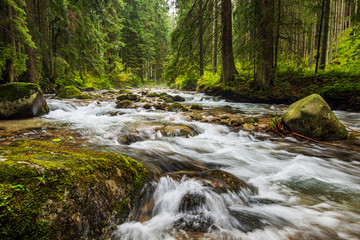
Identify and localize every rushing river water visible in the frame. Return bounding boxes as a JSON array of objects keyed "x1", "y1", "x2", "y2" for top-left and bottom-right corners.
[{"x1": 2, "y1": 89, "x2": 360, "y2": 239}]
